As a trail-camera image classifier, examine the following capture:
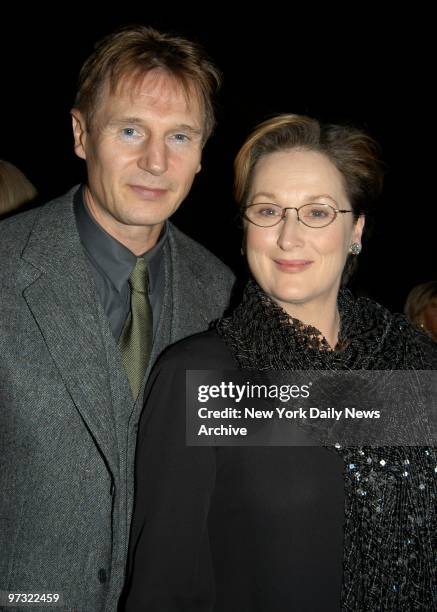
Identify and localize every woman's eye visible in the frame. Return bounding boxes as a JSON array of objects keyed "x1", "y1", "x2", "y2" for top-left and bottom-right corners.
[
  {"x1": 301, "y1": 205, "x2": 334, "y2": 221},
  {"x1": 257, "y1": 206, "x2": 280, "y2": 216},
  {"x1": 307, "y1": 207, "x2": 329, "y2": 218}
]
